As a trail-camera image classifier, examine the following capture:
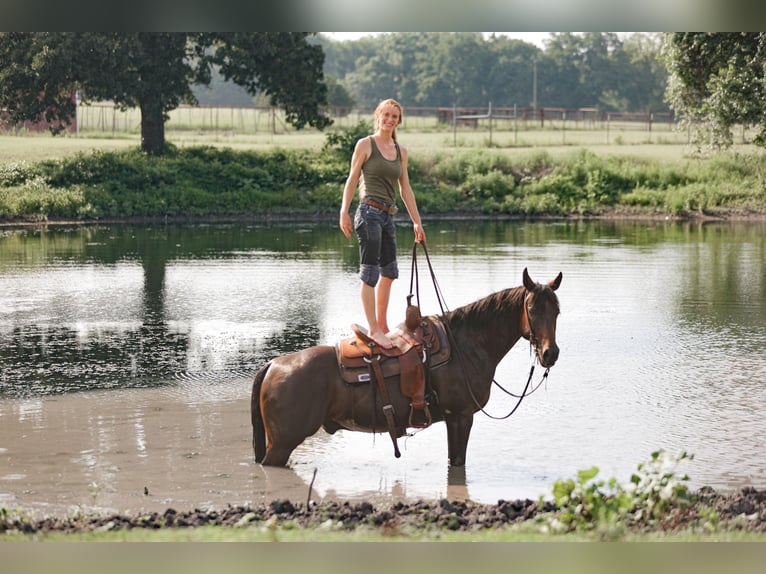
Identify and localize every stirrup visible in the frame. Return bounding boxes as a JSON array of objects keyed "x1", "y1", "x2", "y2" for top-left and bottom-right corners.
[{"x1": 408, "y1": 402, "x2": 432, "y2": 428}]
